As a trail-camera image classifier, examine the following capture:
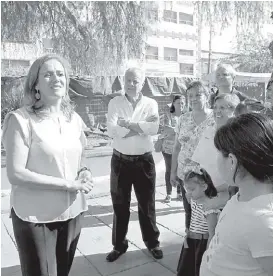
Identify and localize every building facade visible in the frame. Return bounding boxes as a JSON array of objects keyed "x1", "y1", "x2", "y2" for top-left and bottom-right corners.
[
  {"x1": 144, "y1": 1, "x2": 200, "y2": 77},
  {"x1": 1, "y1": 2, "x2": 233, "y2": 78}
]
